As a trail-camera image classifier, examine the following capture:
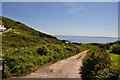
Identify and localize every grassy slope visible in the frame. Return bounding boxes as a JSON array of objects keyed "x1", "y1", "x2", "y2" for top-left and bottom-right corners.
[
  {"x1": 1, "y1": 16, "x2": 61, "y2": 49},
  {"x1": 1, "y1": 16, "x2": 82, "y2": 77},
  {"x1": 108, "y1": 41, "x2": 120, "y2": 67},
  {"x1": 109, "y1": 53, "x2": 120, "y2": 67}
]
